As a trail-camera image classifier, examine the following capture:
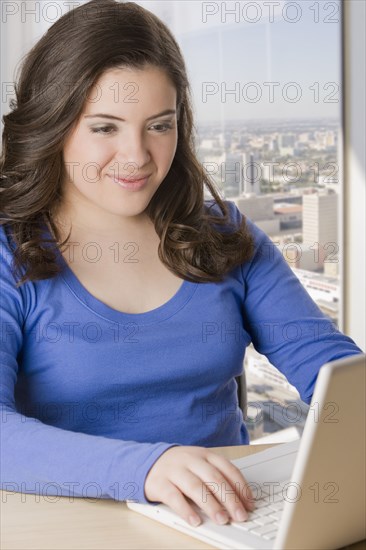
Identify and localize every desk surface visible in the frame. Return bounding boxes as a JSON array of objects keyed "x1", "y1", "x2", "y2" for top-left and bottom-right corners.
[{"x1": 1, "y1": 443, "x2": 365, "y2": 550}]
